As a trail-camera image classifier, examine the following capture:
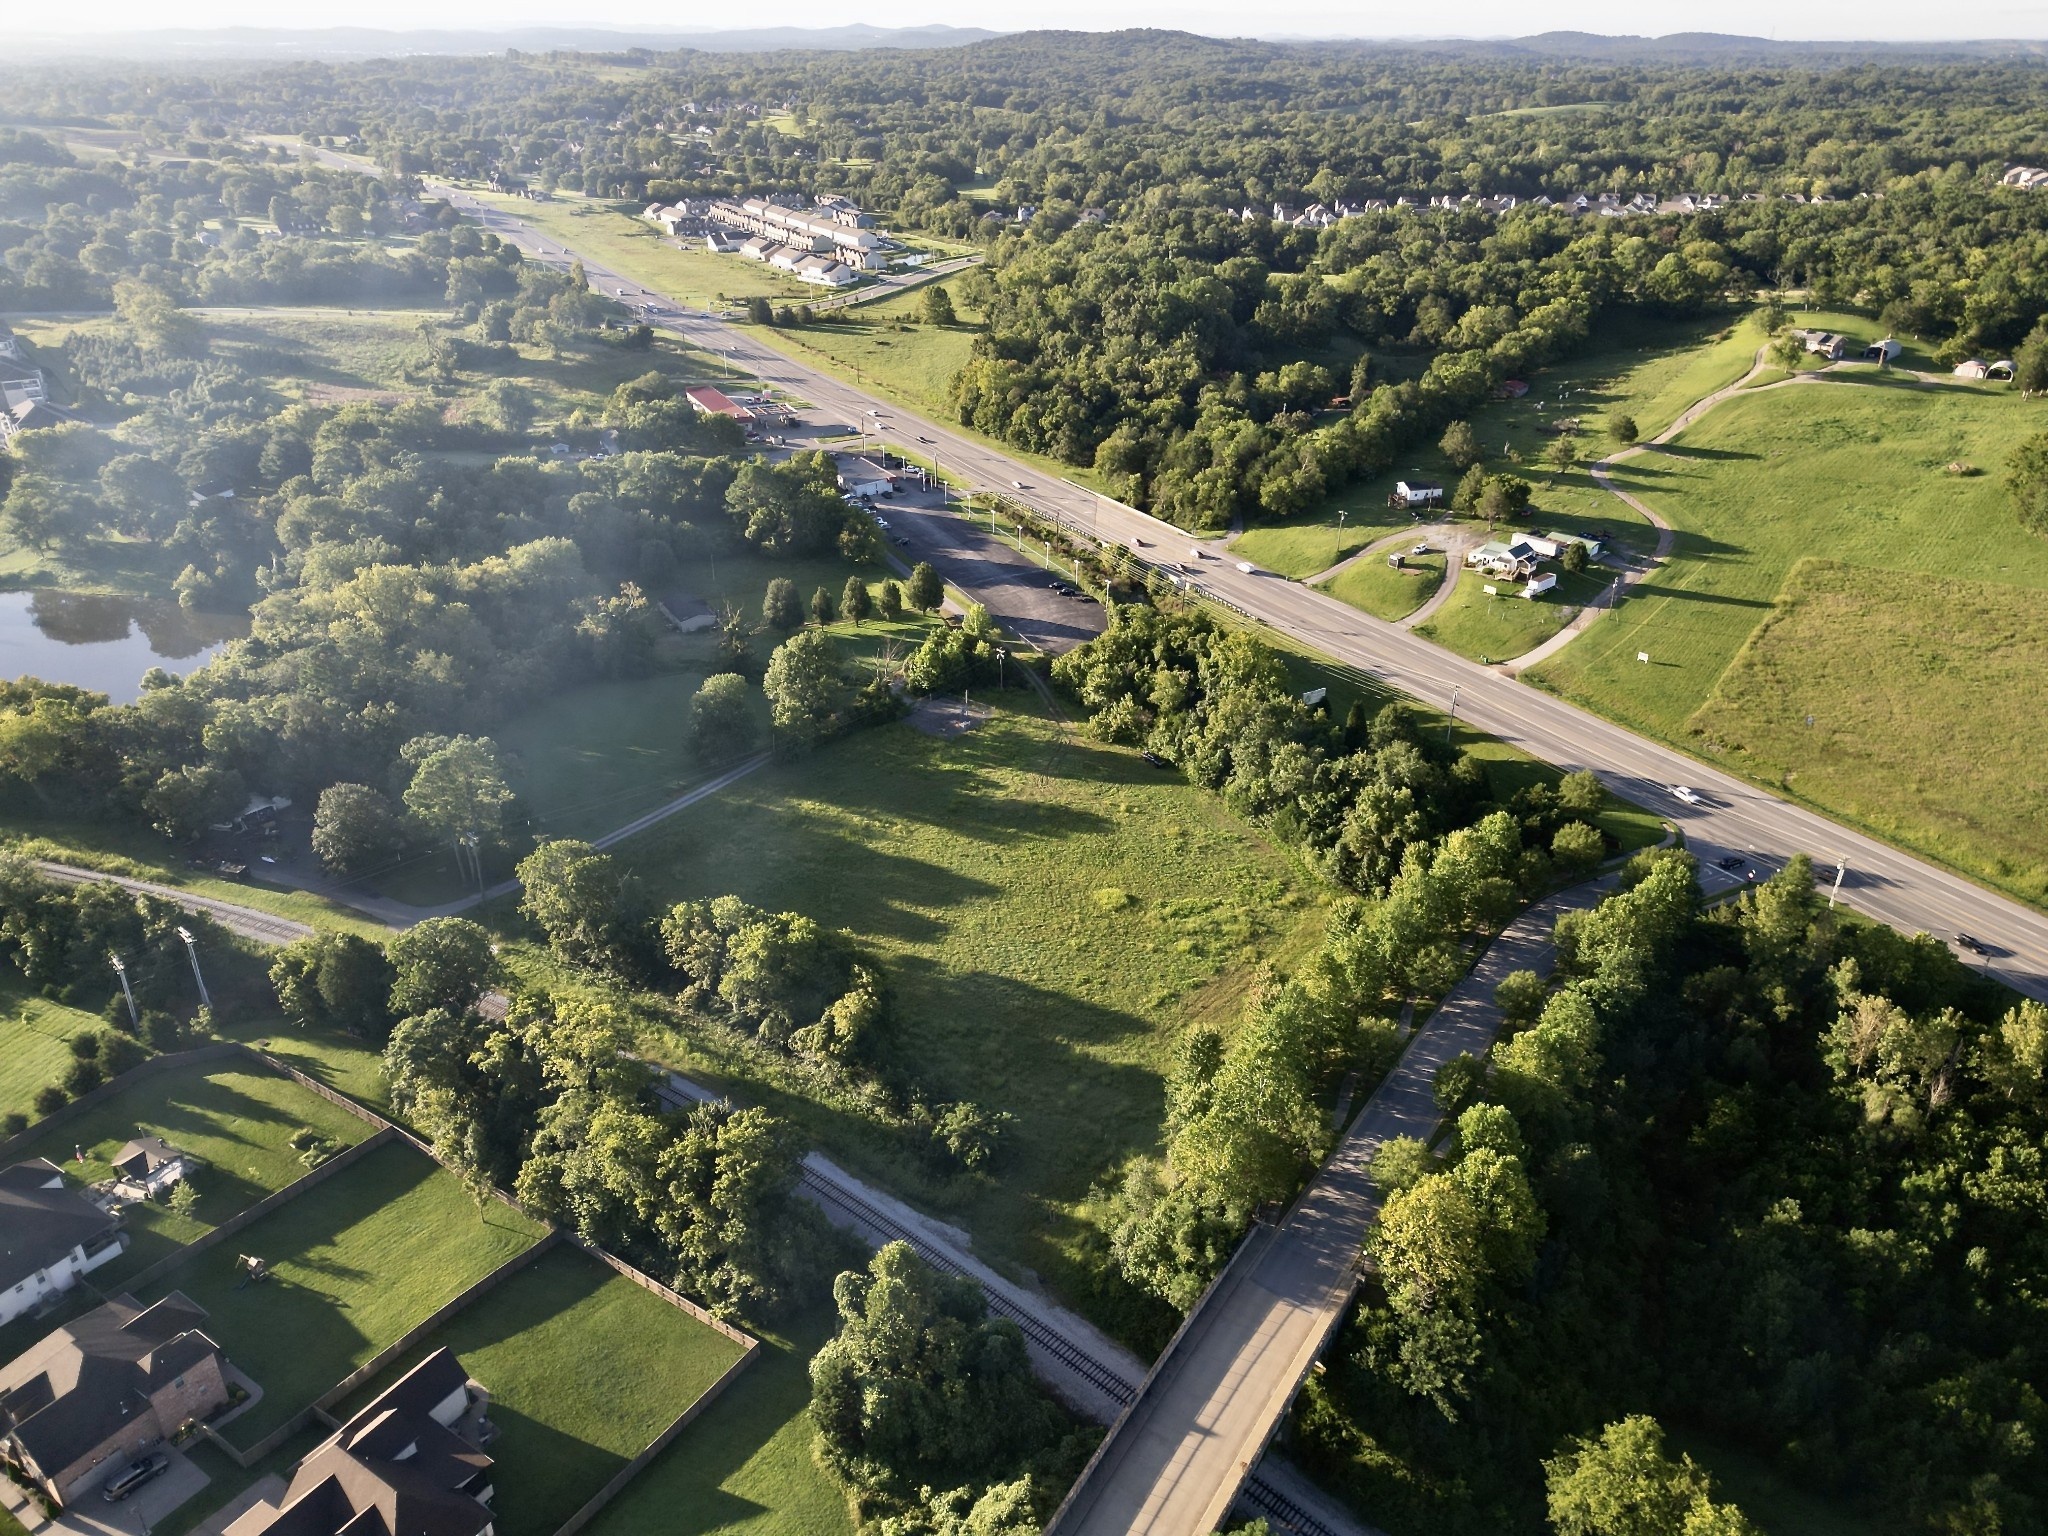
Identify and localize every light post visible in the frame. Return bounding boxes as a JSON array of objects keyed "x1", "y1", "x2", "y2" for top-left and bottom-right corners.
[
  {"x1": 1829, "y1": 860, "x2": 1846, "y2": 909},
  {"x1": 1445, "y1": 685, "x2": 1461, "y2": 746},
  {"x1": 174, "y1": 927, "x2": 211, "y2": 1011},
  {"x1": 110, "y1": 954, "x2": 139, "y2": 1031}
]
